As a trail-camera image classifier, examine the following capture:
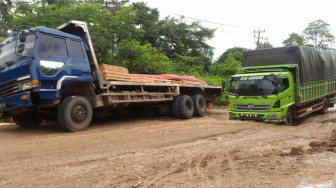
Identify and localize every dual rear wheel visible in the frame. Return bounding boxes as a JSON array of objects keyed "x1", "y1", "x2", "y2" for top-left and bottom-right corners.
[{"x1": 172, "y1": 94, "x2": 207, "y2": 119}]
